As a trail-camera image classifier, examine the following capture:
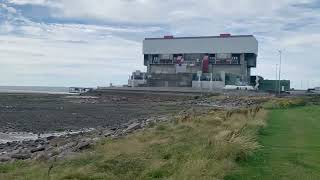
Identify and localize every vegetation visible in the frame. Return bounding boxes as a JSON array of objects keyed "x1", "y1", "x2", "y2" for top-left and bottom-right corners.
[
  {"x1": 263, "y1": 97, "x2": 307, "y2": 109},
  {"x1": 227, "y1": 105, "x2": 320, "y2": 179},
  {"x1": 0, "y1": 107, "x2": 266, "y2": 180}
]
